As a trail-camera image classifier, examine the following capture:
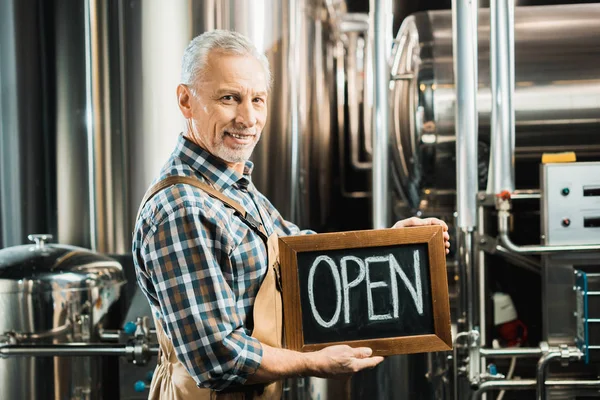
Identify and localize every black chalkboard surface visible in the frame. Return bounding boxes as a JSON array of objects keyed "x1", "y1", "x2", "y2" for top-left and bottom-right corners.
[{"x1": 279, "y1": 226, "x2": 451, "y2": 356}]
